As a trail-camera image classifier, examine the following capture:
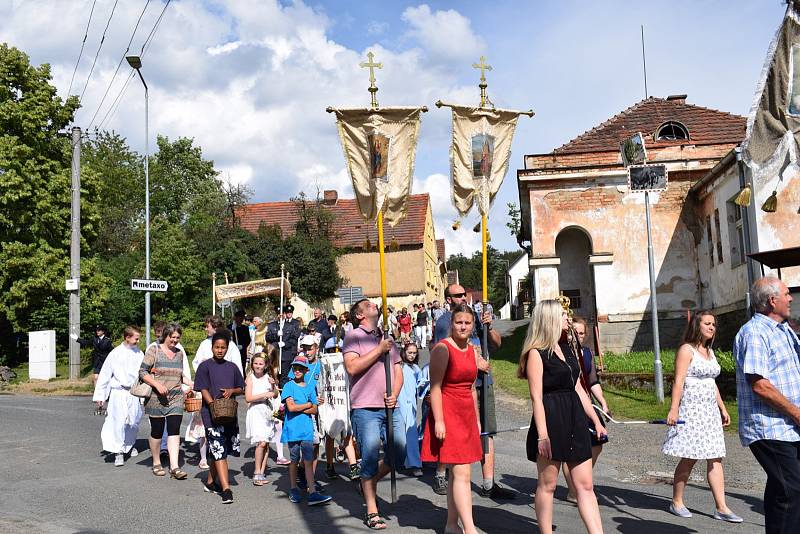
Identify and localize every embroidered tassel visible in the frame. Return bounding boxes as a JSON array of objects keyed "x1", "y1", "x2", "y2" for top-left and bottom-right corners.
[
  {"x1": 734, "y1": 183, "x2": 751, "y2": 206},
  {"x1": 761, "y1": 190, "x2": 778, "y2": 213}
]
